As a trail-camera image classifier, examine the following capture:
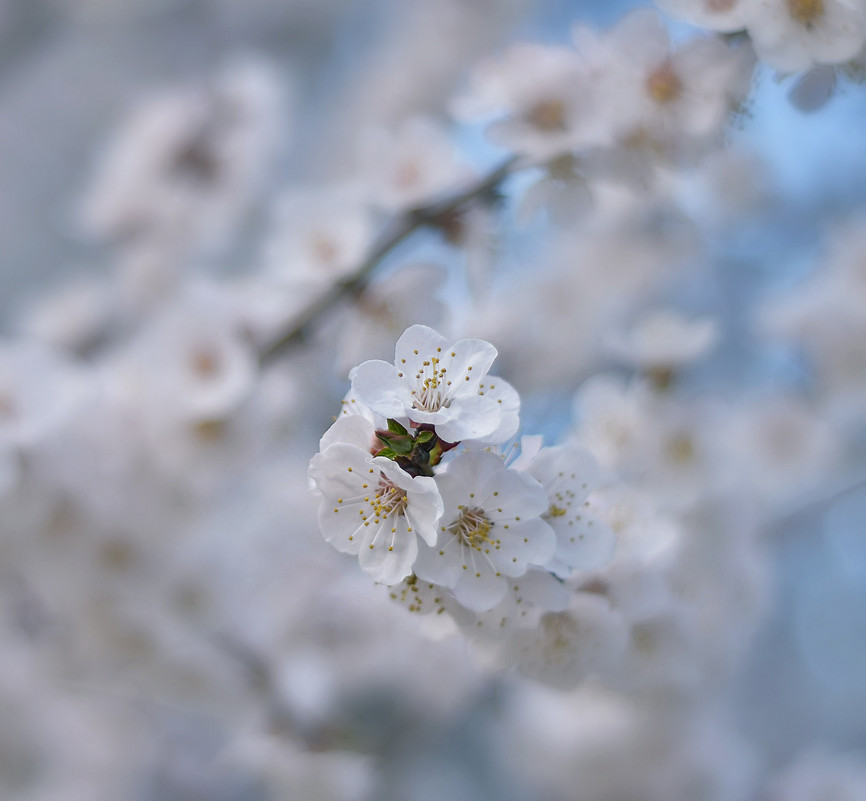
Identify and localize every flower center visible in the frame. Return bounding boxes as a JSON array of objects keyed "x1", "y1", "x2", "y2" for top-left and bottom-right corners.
[
  {"x1": 646, "y1": 61, "x2": 683, "y2": 105},
  {"x1": 787, "y1": 0, "x2": 824, "y2": 26},
  {"x1": 311, "y1": 234, "x2": 338, "y2": 266},
  {"x1": 539, "y1": 612, "x2": 579, "y2": 657},
  {"x1": 449, "y1": 506, "x2": 495, "y2": 548},
  {"x1": 372, "y1": 478, "x2": 408, "y2": 519},
  {"x1": 666, "y1": 432, "x2": 695, "y2": 464},
  {"x1": 412, "y1": 356, "x2": 450, "y2": 412},
  {"x1": 191, "y1": 347, "x2": 220, "y2": 379},
  {"x1": 394, "y1": 161, "x2": 422, "y2": 191},
  {"x1": 526, "y1": 98, "x2": 567, "y2": 132},
  {"x1": 707, "y1": 0, "x2": 737, "y2": 11},
  {"x1": 173, "y1": 133, "x2": 220, "y2": 185}
]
